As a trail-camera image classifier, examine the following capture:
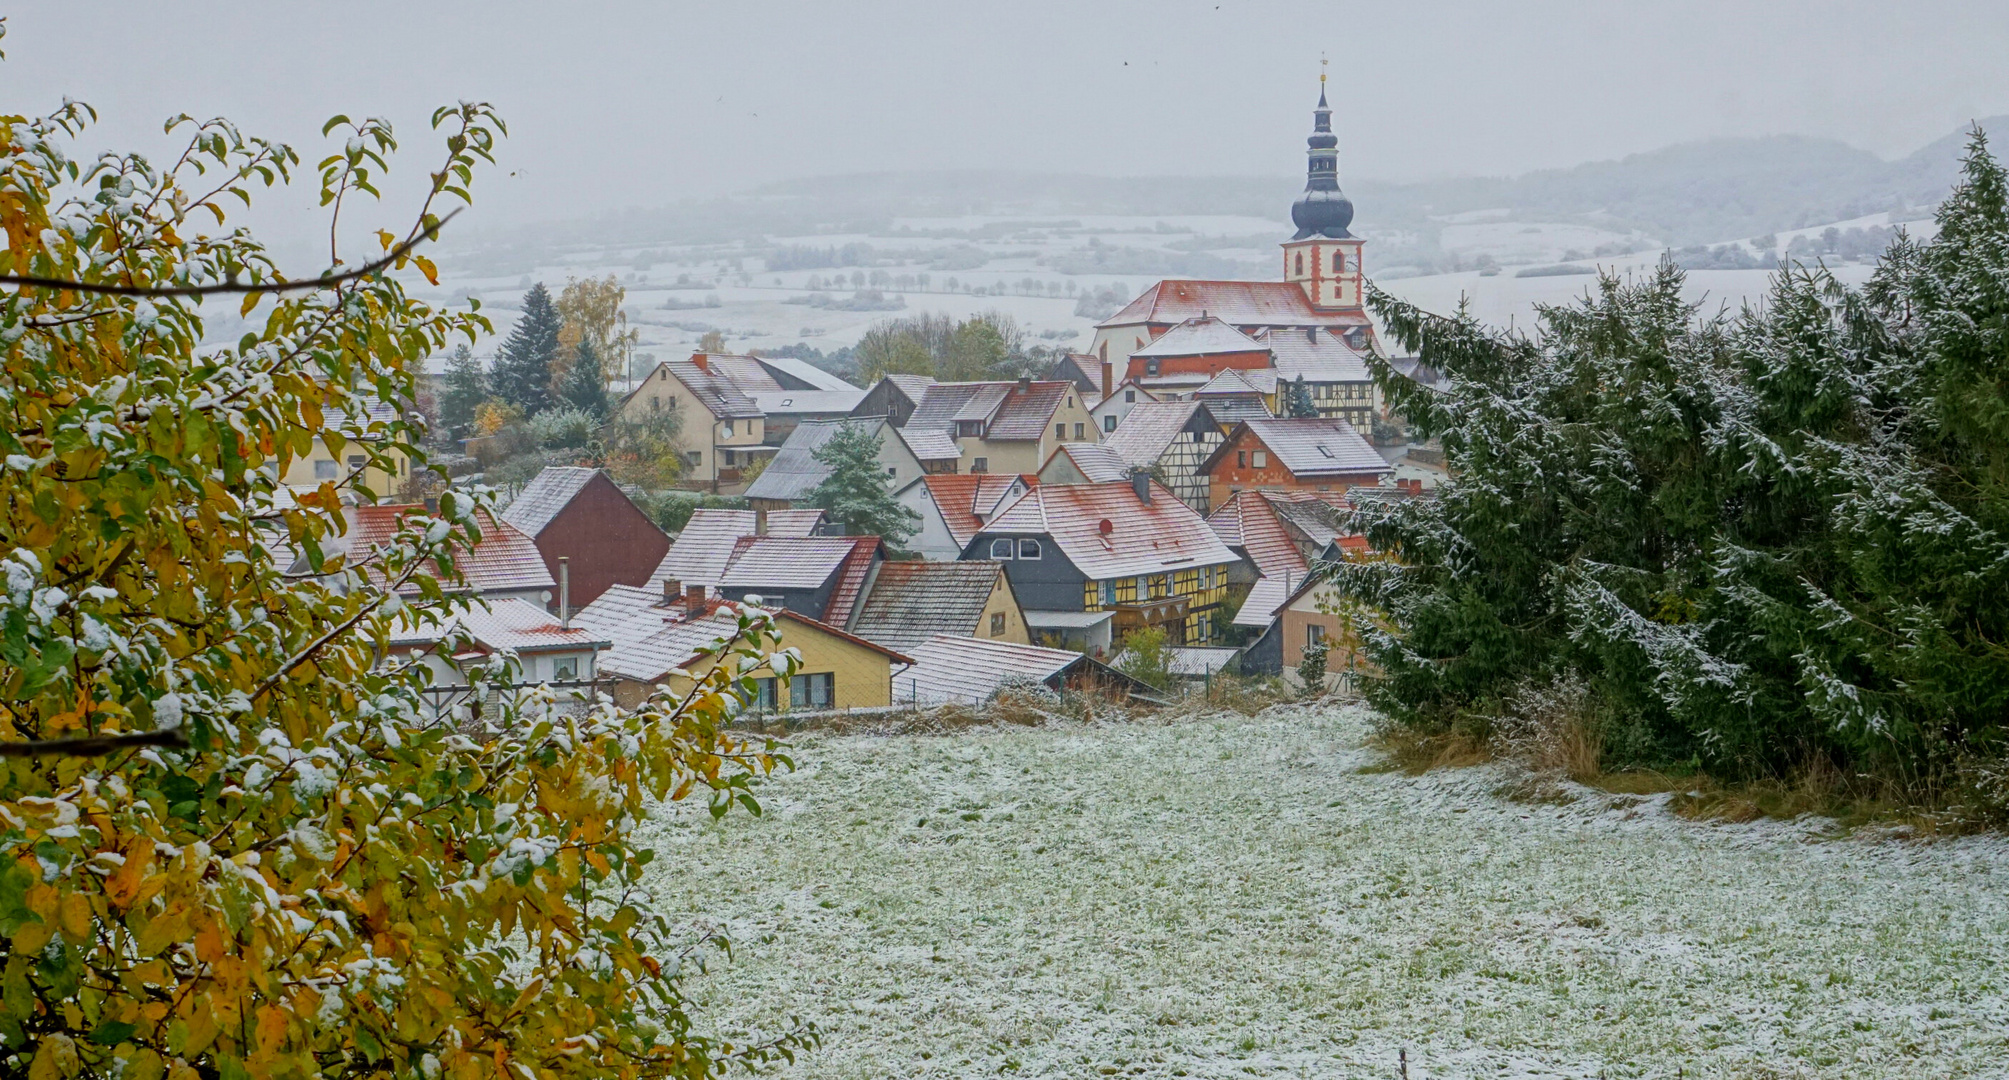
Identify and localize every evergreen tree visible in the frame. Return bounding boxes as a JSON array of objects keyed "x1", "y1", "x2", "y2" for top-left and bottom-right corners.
[
  {"x1": 1284, "y1": 375, "x2": 1319, "y2": 418},
  {"x1": 559, "y1": 338, "x2": 612, "y2": 418},
  {"x1": 805, "y1": 423, "x2": 920, "y2": 549},
  {"x1": 490, "y1": 282, "x2": 560, "y2": 415},
  {"x1": 1333, "y1": 130, "x2": 2009, "y2": 795},
  {"x1": 439, "y1": 343, "x2": 486, "y2": 439}
]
